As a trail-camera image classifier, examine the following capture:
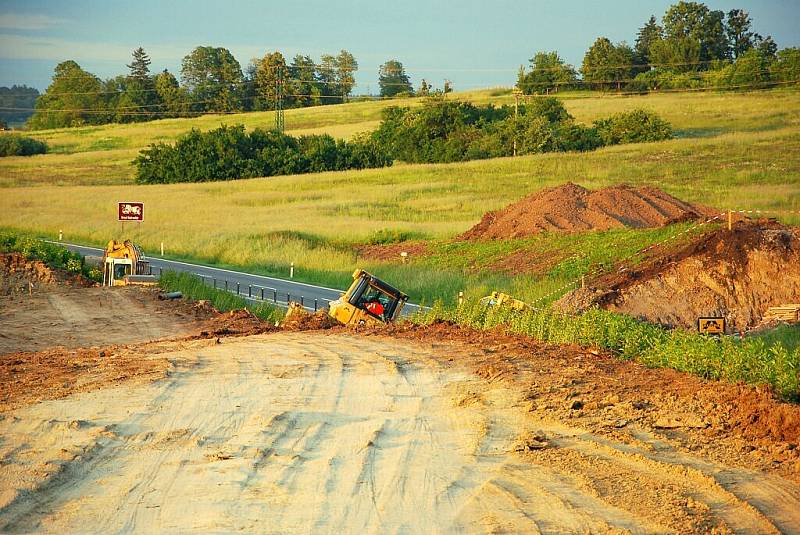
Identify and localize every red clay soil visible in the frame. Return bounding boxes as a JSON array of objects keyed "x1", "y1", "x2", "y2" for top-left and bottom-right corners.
[
  {"x1": 355, "y1": 241, "x2": 429, "y2": 262},
  {"x1": 0, "y1": 253, "x2": 94, "y2": 295},
  {"x1": 557, "y1": 219, "x2": 800, "y2": 330},
  {"x1": 354, "y1": 320, "x2": 800, "y2": 481},
  {"x1": 460, "y1": 182, "x2": 720, "y2": 240}
]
